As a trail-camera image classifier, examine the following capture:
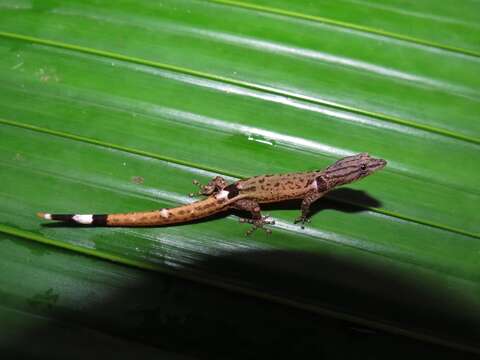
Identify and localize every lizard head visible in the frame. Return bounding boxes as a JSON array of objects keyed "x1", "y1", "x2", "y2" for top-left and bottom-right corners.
[{"x1": 324, "y1": 153, "x2": 387, "y2": 187}]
